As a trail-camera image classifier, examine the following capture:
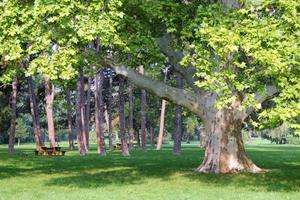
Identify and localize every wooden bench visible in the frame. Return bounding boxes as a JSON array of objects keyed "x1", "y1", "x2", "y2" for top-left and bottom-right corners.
[{"x1": 34, "y1": 146, "x2": 66, "y2": 156}]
